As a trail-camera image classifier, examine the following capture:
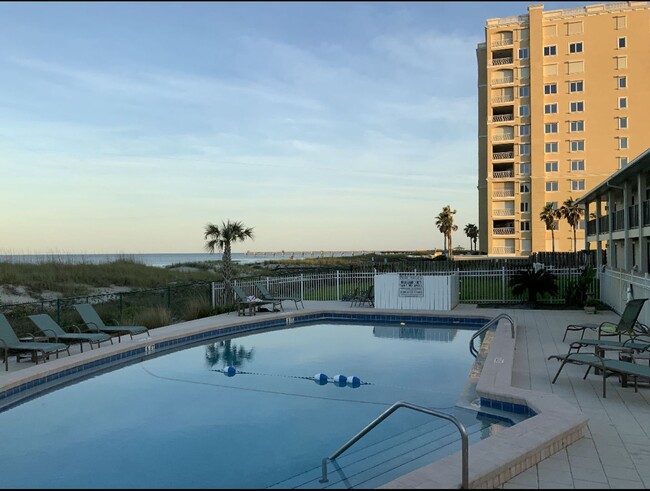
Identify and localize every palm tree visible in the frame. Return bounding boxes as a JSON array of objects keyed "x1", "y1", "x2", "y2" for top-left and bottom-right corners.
[
  {"x1": 205, "y1": 339, "x2": 254, "y2": 369},
  {"x1": 558, "y1": 197, "x2": 584, "y2": 253},
  {"x1": 539, "y1": 203, "x2": 560, "y2": 253},
  {"x1": 204, "y1": 220, "x2": 255, "y2": 302},
  {"x1": 509, "y1": 267, "x2": 558, "y2": 304},
  {"x1": 464, "y1": 223, "x2": 479, "y2": 252},
  {"x1": 435, "y1": 205, "x2": 458, "y2": 257}
]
